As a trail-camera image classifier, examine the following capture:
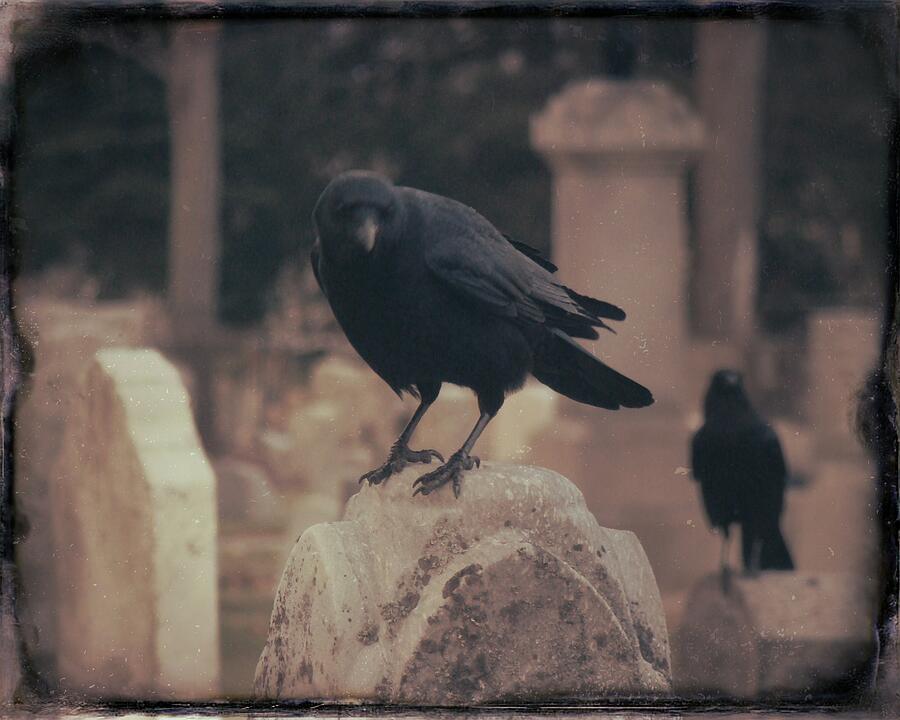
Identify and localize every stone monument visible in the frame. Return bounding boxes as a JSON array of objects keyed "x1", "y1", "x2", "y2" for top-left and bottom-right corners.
[
  {"x1": 13, "y1": 298, "x2": 168, "y2": 683},
  {"x1": 531, "y1": 78, "x2": 703, "y2": 408},
  {"x1": 254, "y1": 463, "x2": 670, "y2": 704},
  {"x1": 50, "y1": 348, "x2": 219, "y2": 698}
]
